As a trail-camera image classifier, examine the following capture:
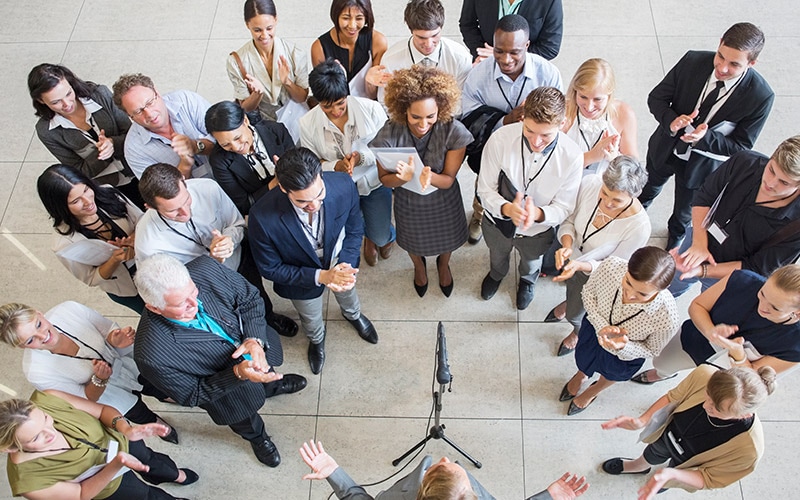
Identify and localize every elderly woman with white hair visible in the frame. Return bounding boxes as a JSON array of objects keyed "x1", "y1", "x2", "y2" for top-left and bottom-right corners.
[{"x1": 544, "y1": 155, "x2": 652, "y2": 356}]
